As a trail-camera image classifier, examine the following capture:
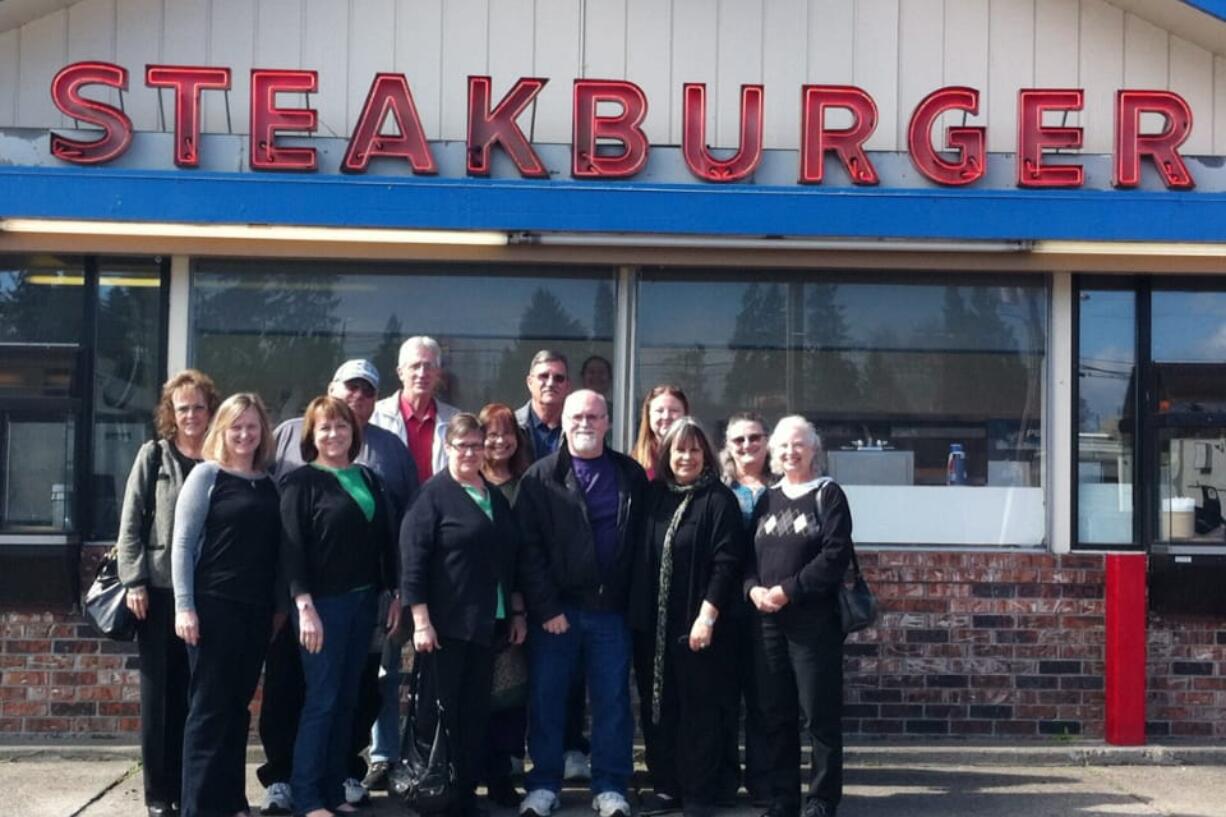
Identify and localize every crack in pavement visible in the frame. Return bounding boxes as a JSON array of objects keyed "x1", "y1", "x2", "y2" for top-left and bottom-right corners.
[{"x1": 66, "y1": 762, "x2": 141, "y2": 817}]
